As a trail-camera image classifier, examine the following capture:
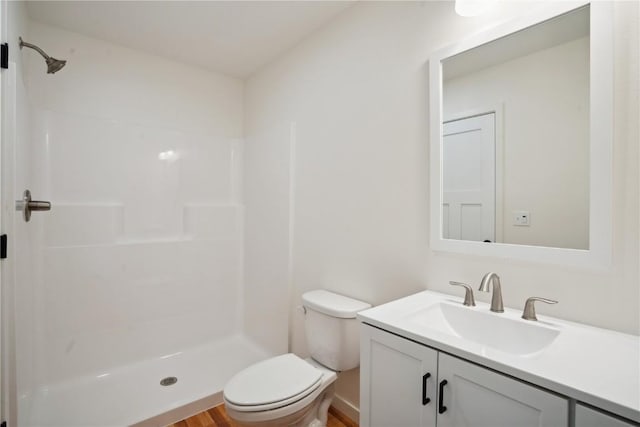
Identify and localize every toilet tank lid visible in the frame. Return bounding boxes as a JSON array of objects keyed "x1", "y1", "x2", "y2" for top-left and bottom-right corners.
[{"x1": 302, "y1": 290, "x2": 371, "y2": 318}]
